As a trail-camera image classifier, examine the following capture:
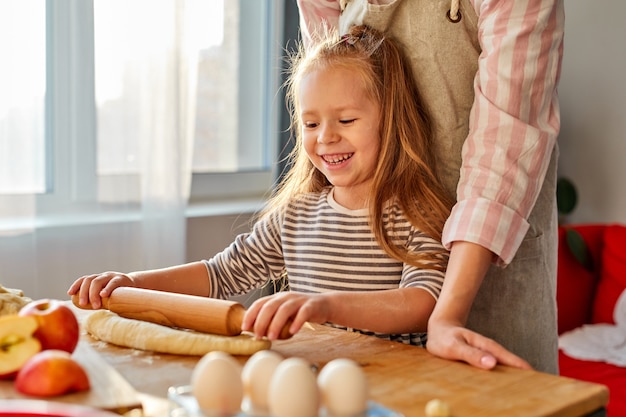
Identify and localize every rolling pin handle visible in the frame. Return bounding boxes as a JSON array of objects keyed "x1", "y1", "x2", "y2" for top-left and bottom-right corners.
[
  {"x1": 279, "y1": 319, "x2": 294, "y2": 340},
  {"x1": 226, "y1": 303, "x2": 246, "y2": 336}
]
